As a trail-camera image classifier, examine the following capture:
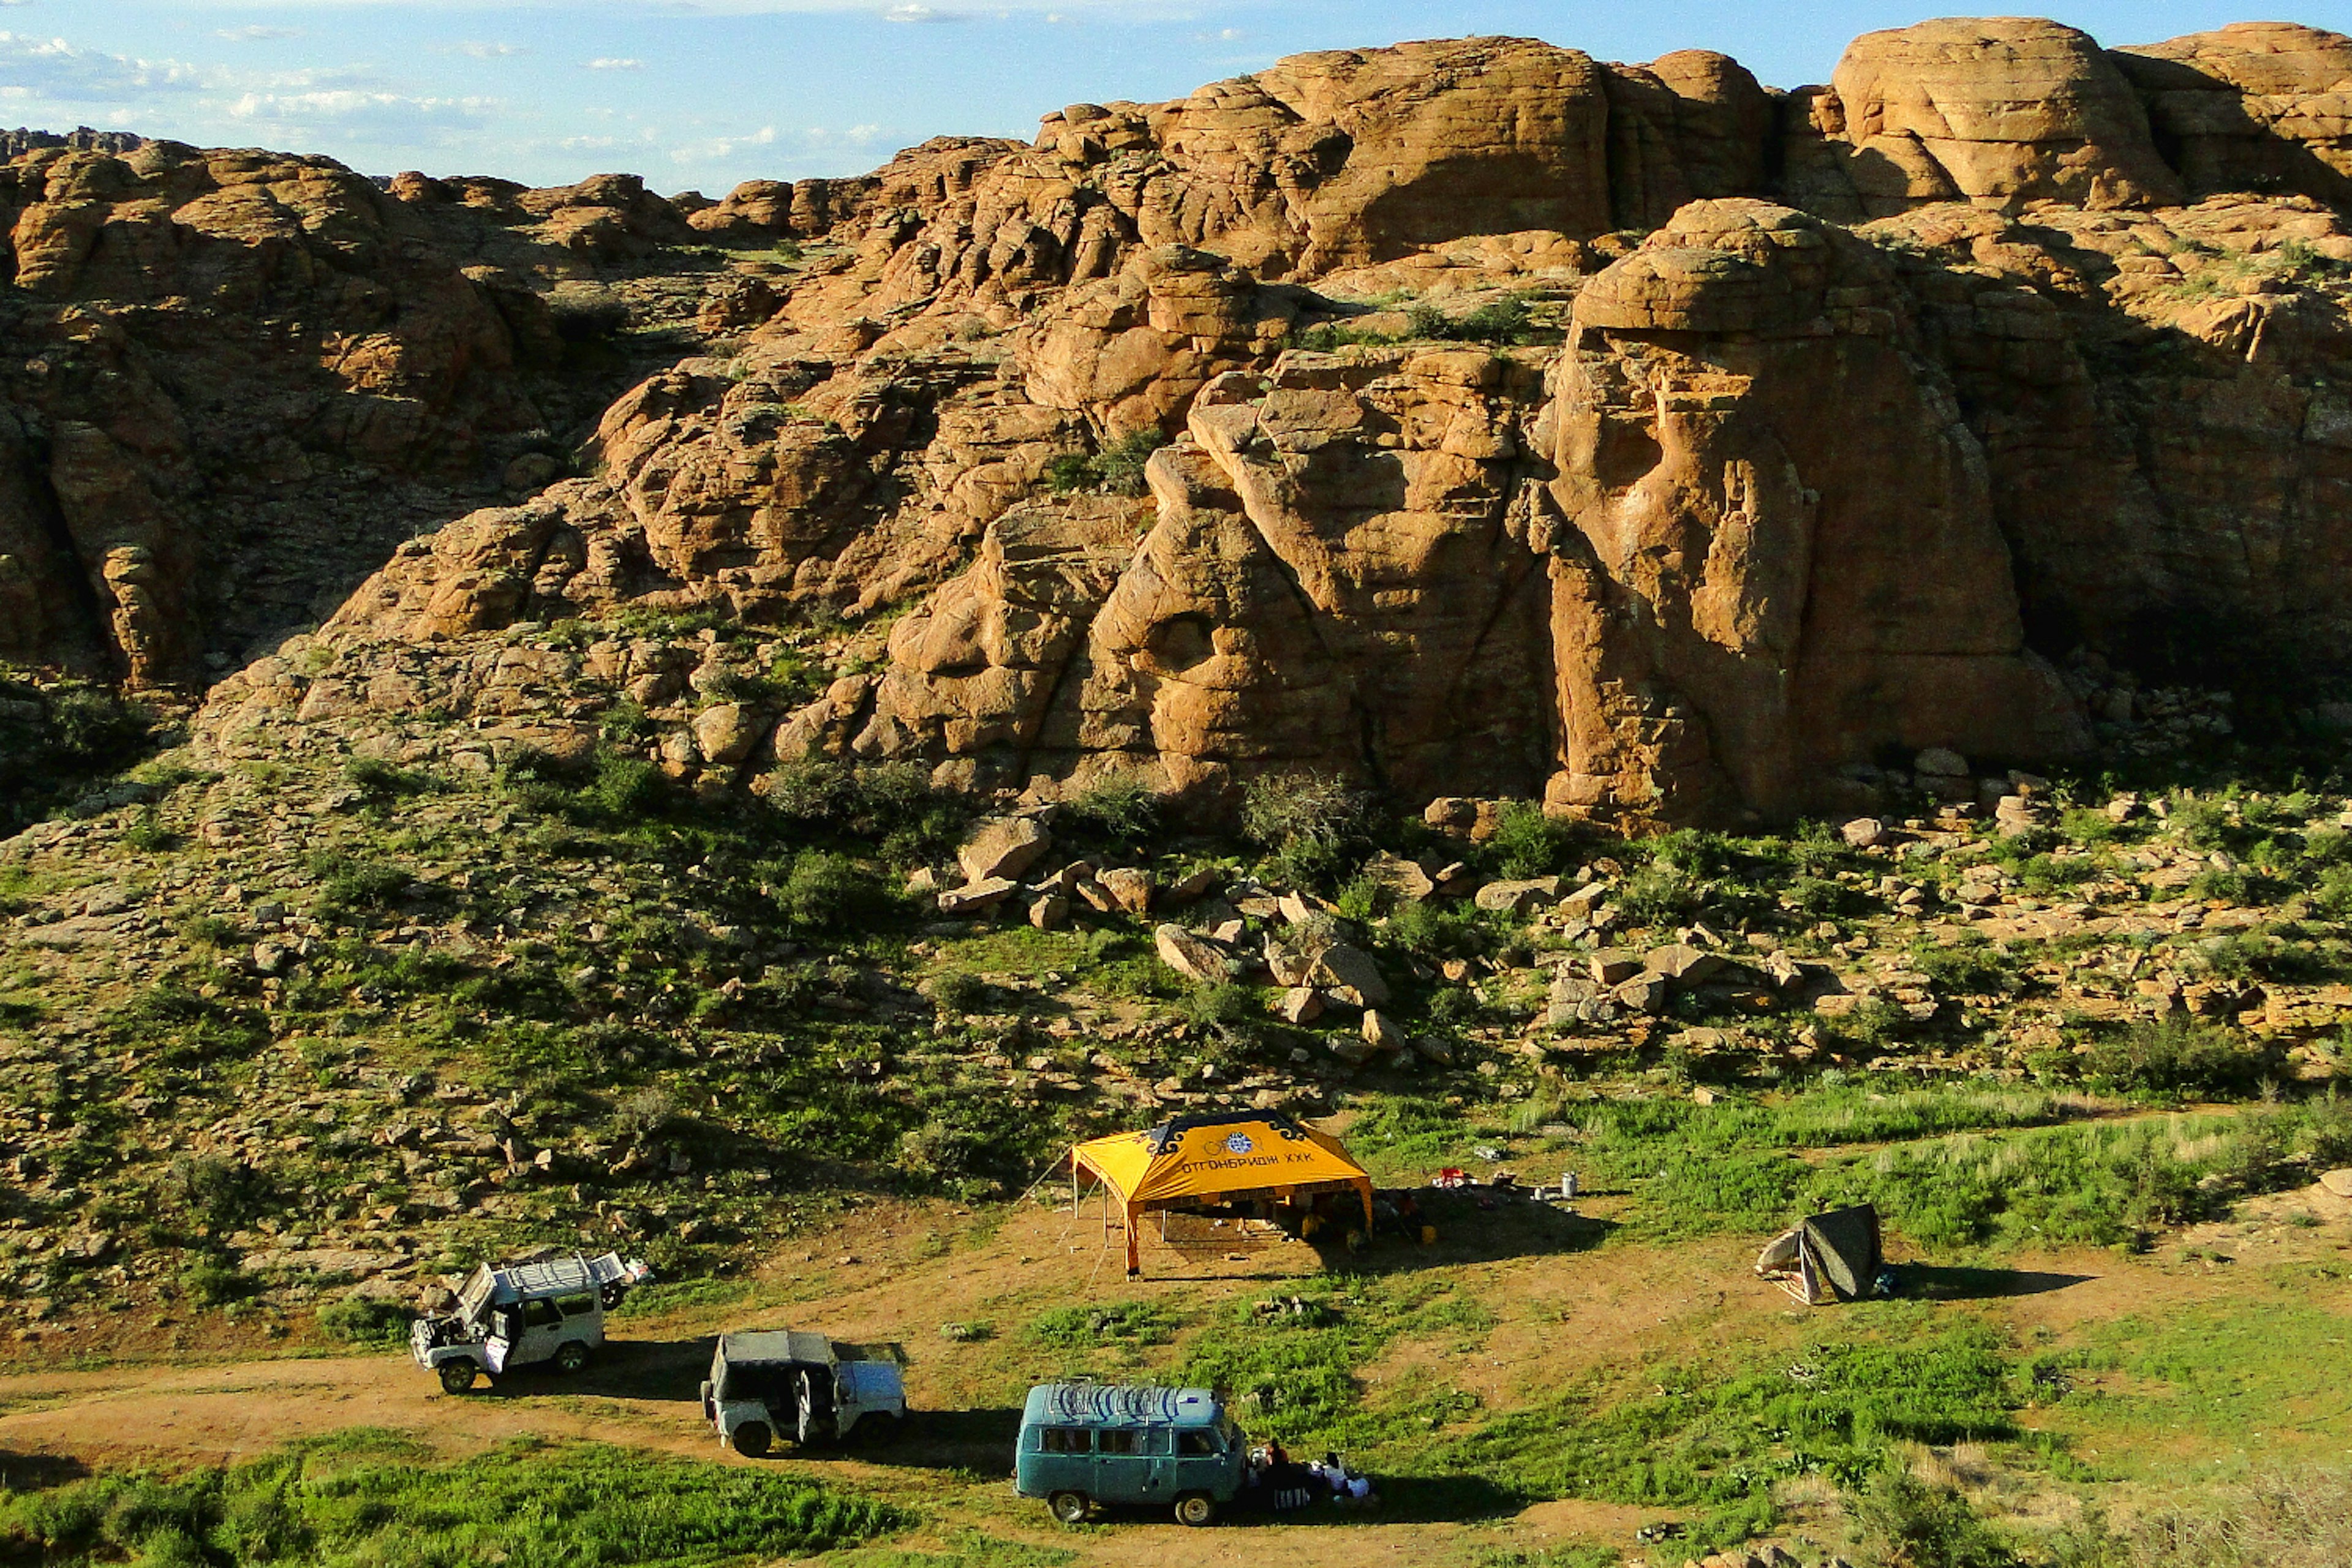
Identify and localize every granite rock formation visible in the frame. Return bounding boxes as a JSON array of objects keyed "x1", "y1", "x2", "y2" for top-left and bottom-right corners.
[{"x1": 15, "y1": 17, "x2": 2352, "y2": 827}]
